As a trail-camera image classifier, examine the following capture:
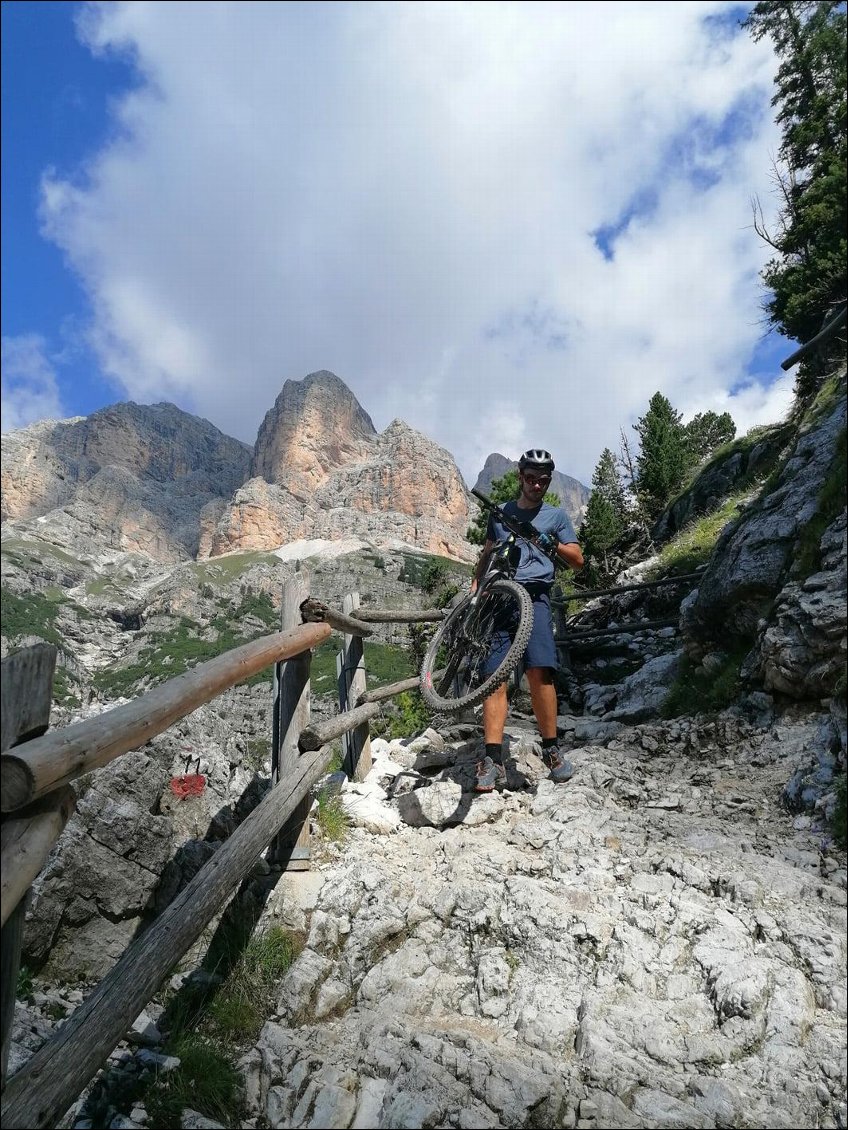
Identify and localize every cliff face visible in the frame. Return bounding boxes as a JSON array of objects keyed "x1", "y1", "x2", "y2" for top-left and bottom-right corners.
[
  {"x1": 205, "y1": 374, "x2": 475, "y2": 561},
  {"x1": 2, "y1": 372, "x2": 477, "y2": 563},
  {"x1": 1, "y1": 403, "x2": 252, "y2": 561},
  {"x1": 251, "y1": 370, "x2": 377, "y2": 493}
]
